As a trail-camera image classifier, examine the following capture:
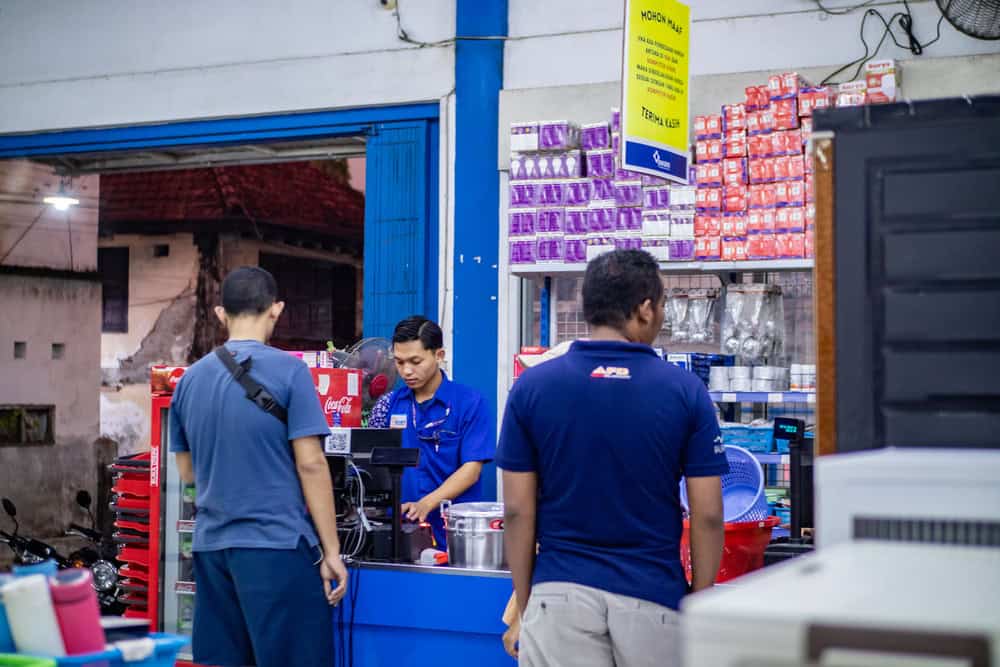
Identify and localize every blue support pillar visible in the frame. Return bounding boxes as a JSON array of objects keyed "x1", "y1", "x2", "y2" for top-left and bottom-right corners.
[{"x1": 452, "y1": 1, "x2": 507, "y2": 500}]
